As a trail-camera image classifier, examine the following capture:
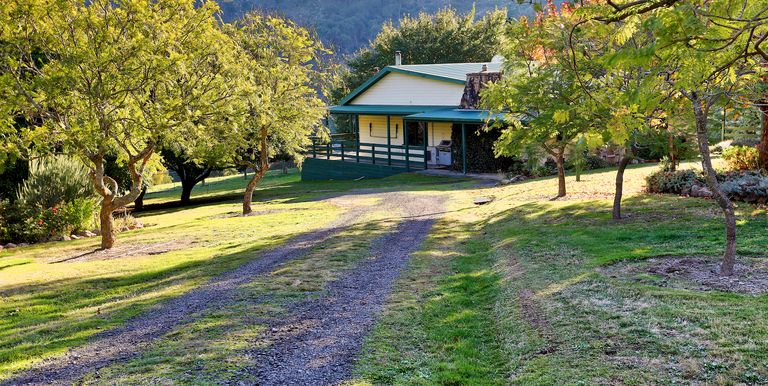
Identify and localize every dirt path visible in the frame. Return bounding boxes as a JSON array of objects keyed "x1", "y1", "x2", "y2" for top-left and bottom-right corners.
[
  {"x1": 242, "y1": 192, "x2": 446, "y2": 385},
  {"x1": 1, "y1": 191, "x2": 446, "y2": 386}
]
